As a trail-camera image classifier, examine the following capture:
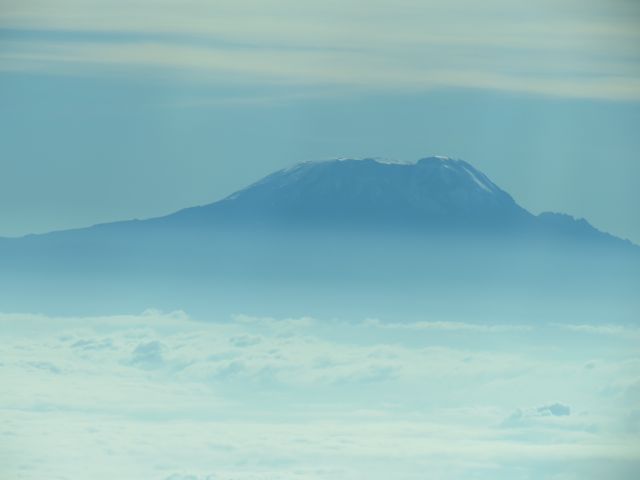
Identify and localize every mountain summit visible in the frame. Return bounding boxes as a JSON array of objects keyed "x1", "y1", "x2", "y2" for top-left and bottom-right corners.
[
  {"x1": 4, "y1": 156, "x2": 634, "y2": 248},
  {"x1": 1, "y1": 155, "x2": 636, "y2": 316},
  {"x1": 149, "y1": 156, "x2": 626, "y2": 248},
  {"x1": 161, "y1": 156, "x2": 532, "y2": 231}
]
